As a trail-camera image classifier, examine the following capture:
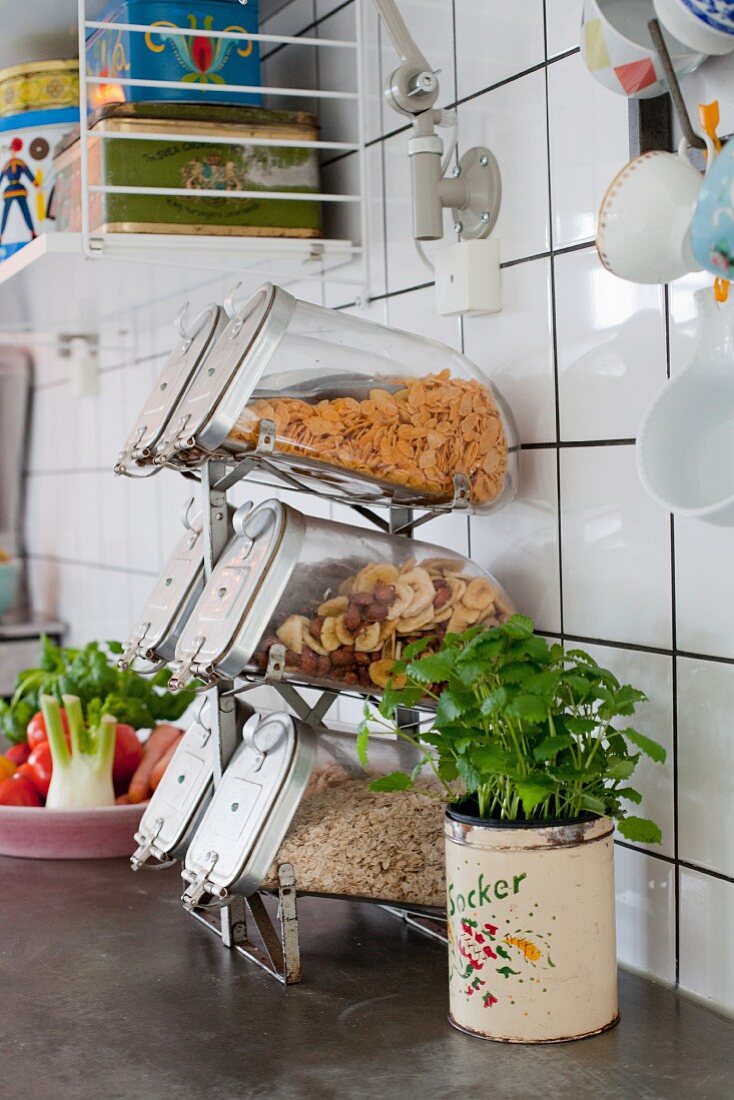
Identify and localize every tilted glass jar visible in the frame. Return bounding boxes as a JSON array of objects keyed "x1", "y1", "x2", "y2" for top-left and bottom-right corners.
[
  {"x1": 169, "y1": 498, "x2": 514, "y2": 700},
  {"x1": 154, "y1": 283, "x2": 519, "y2": 514}
]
